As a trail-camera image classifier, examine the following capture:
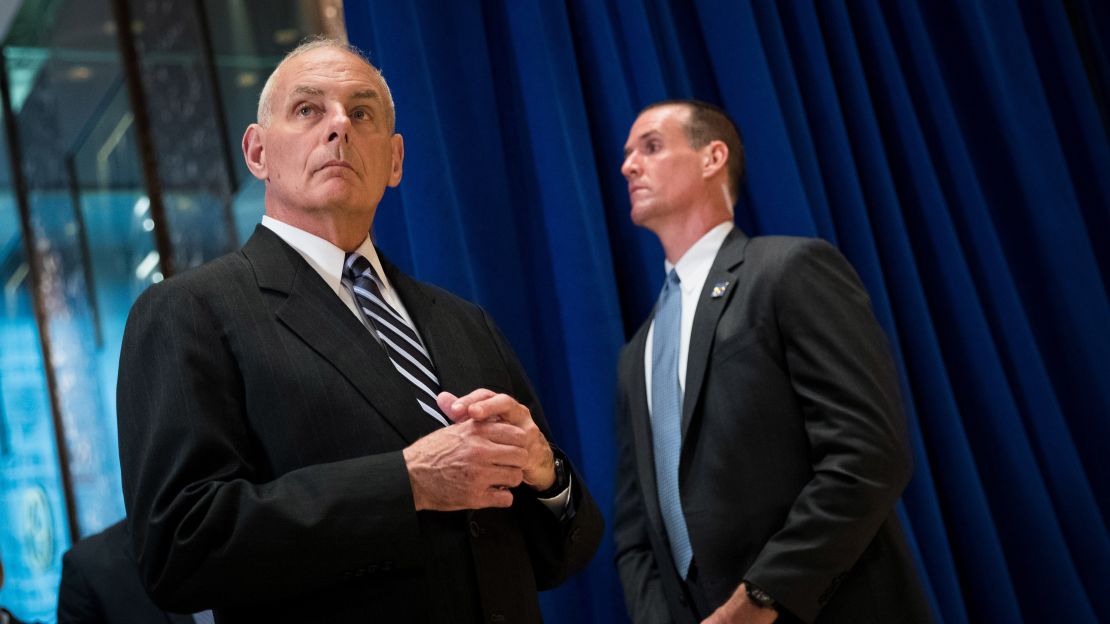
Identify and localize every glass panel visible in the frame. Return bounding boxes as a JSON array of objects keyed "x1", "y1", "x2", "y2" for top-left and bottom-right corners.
[
  {"x1": 68, "y1": 73, "x2": 160, "y2": 537},
  {"x1": 126, "y1": 0, "x2": 239, "y2": 267},
  {"x1": 0, "y1": 0, "x2": 336, "y2": 617},
  {"x1": 5, "y1": 0, "x2": 132, "y2": 541},
  {"x1": 0, "y1": 68, "x2": 71, "y2": 624},
  {"x1": 203, "y1": 0, "x2": 328, "y2": 238}
]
